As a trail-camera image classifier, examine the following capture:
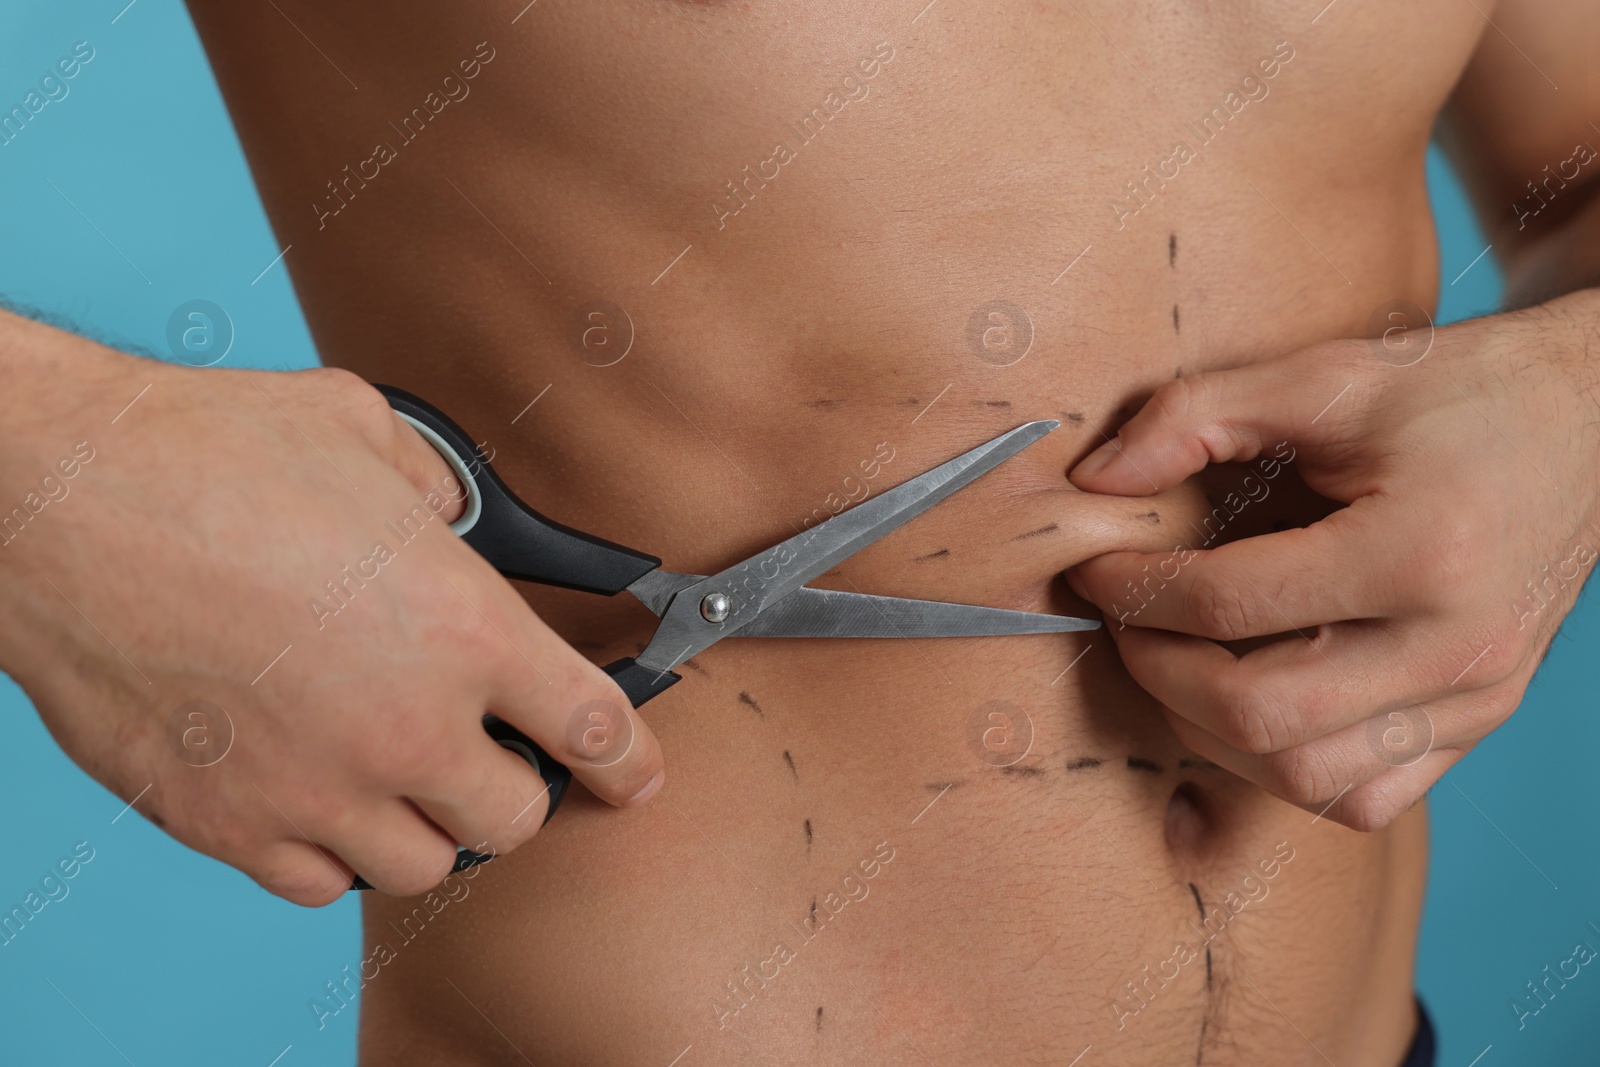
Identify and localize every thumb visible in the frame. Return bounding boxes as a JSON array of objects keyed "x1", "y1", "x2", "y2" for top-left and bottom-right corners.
[
  {"x1": 1069, "y1": 345, "x2": 1366, "y2": 495},
  {"x1": 388, "y1": 410, "x2": 469, "y2": 524}
]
